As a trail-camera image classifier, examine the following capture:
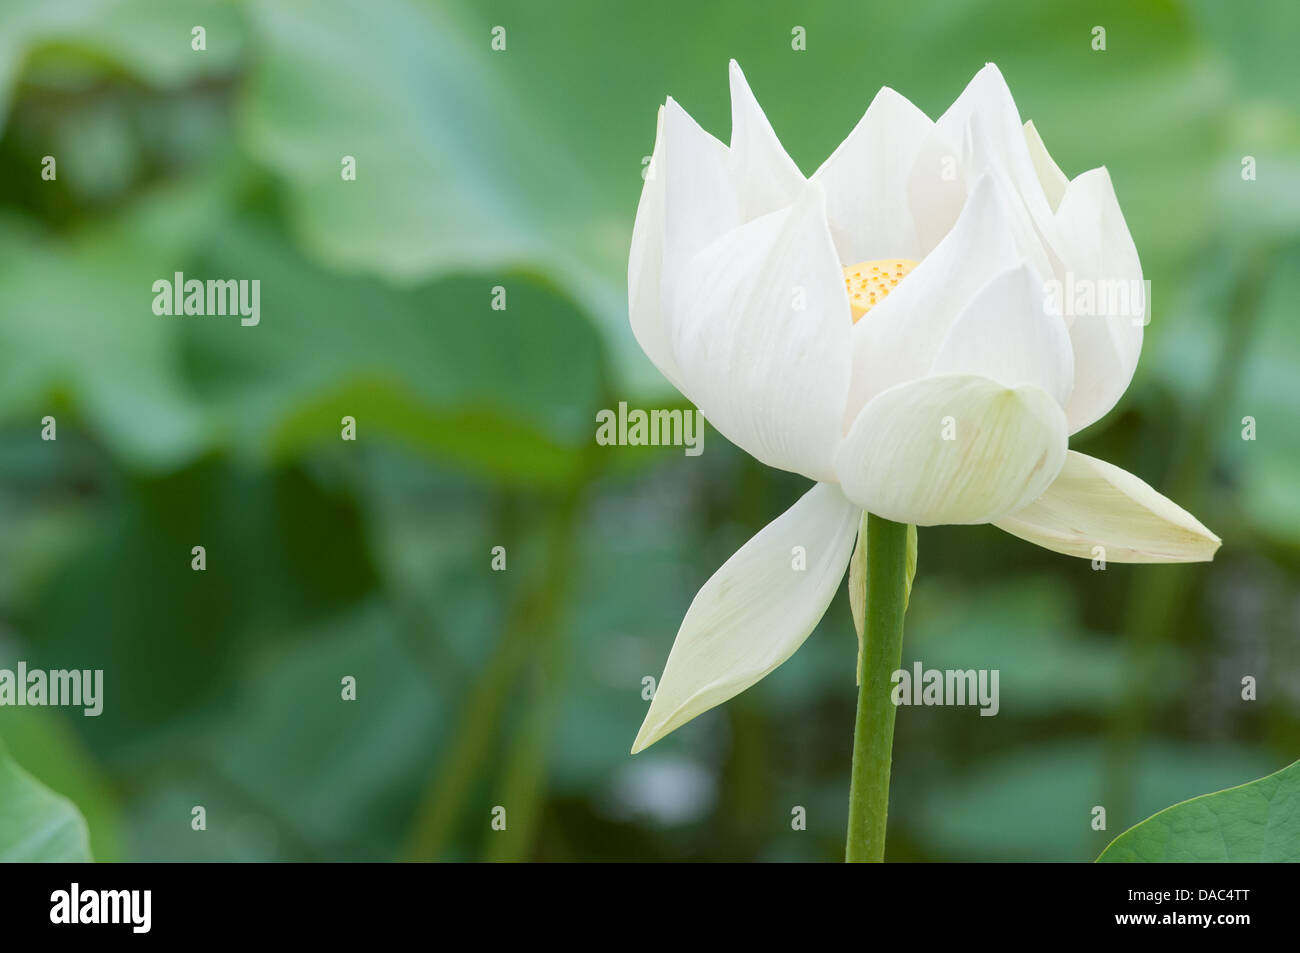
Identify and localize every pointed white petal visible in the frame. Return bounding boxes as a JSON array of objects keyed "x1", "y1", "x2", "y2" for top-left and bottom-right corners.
[
  {"x1": 727, "y1": 60, "x2": 805, "y2": 221},
  {"x1": 930, "y1": 262, "x2": 1075, "y2": 408},
  {"x1": 907, "y1": 66, "x2": 1066, "y2": 262},
  {"x1": 994, "y1": 451, "x2": 1221, "y2": 562},
  {"x1": 904, "y1": 122, "x2": 969, "y2": 254},
  {"x1": 938, "y1": 63, "x2": 1056, "y2": 233},
  {"x1": 1024, "y1": 119, "x2": 1069, "y2": 212},
  {"x1": 835, "y1": 373, "x2": 1067, "y2": 526},
  {"x1": 667, "y1": 182, "x2": 851, "y2": 483},
  {"x1": 628, "y1": 105, "x2": 683, "y2": 389},
  {"x1": 812, "y1": 86, "x2": 934, "y2": 262},
  {"x1": 660, "y1": 96, "x2": 741, "y2": 278},
  {"x1": 1053, "y1": 167, "x2": 1145, "y2": 433},
  {"x1": 962, "y1": 117, "x2": 1061, "y2": 280},
  {"x1": 844, "y1": 175, "x2": 1023, "y2": 426},
  {"x1": 632, "y1": 482, "x2": 861, "y2": 753}
]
